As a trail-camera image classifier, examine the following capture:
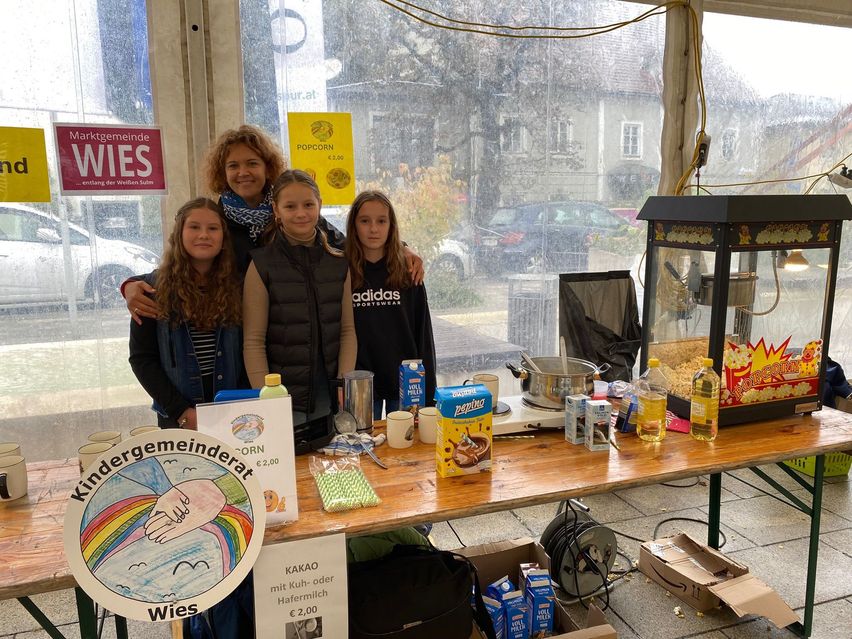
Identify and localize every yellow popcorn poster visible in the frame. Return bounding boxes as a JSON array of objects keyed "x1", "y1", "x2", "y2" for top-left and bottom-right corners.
[
  {"x1": 0, "y1": 126, "x2": 50, "y2": 202},
  {"x1": 288, "y1": 112, "x2": 355, "y2": 205}
]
